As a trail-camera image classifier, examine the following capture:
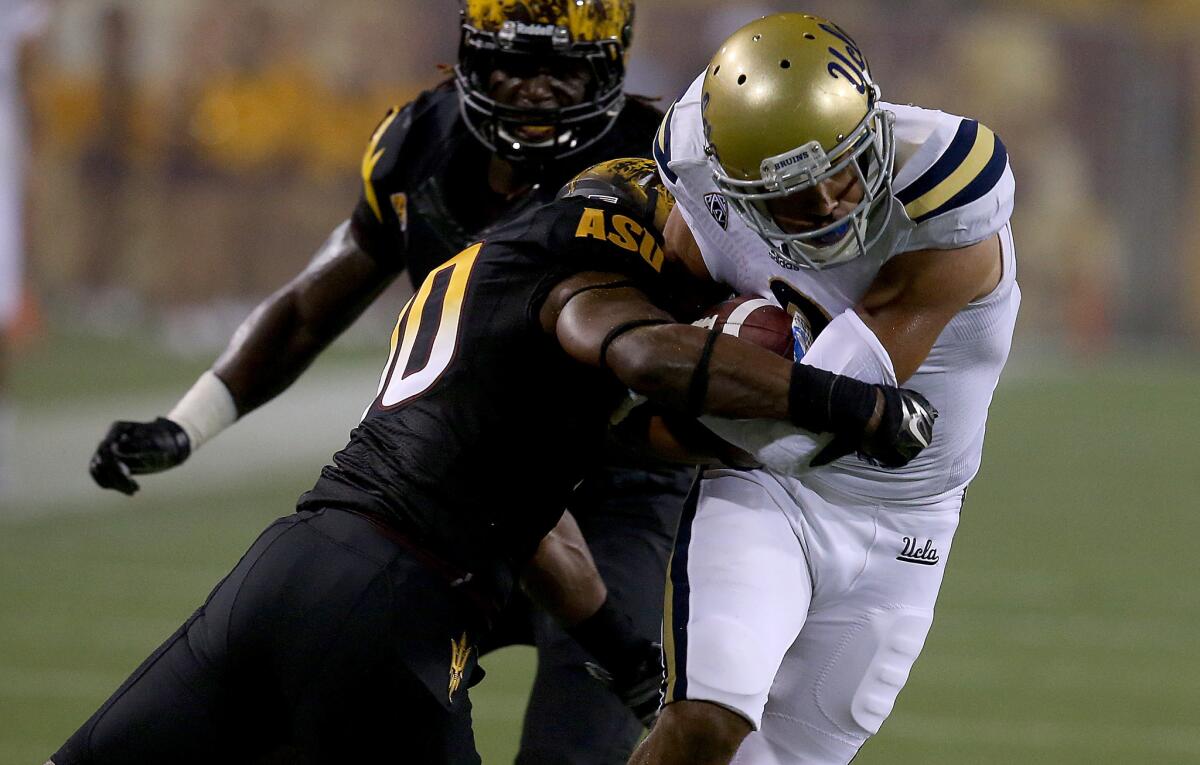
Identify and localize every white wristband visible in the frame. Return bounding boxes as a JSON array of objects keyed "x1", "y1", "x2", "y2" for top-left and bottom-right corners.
[{"x1": 167, "y1": 370, "x2": 239, "y2": 451}]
